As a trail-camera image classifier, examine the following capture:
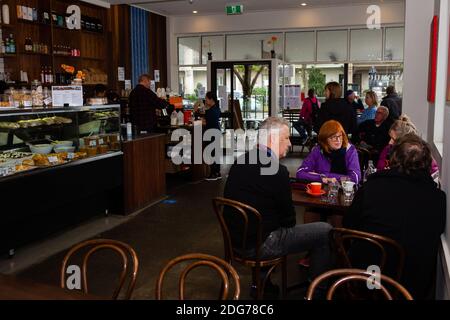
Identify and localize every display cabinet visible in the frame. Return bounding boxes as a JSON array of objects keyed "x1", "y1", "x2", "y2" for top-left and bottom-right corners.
[
  {"x1": 0, "y1": 104, "x2": 123, "y2": 256},
  {"x1": 0, "y1": 104, "x2": 121, "y2": 178}
]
